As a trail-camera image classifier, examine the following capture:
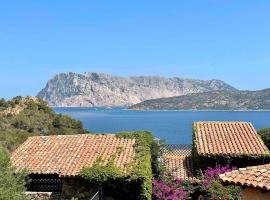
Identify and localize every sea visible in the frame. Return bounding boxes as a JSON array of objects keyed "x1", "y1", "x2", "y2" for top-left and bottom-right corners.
[{"x1": 53, "y1": 107, "x2": 270, "y2": 144}]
